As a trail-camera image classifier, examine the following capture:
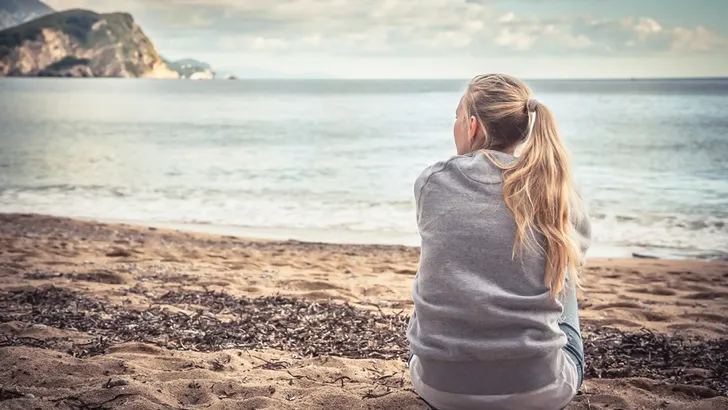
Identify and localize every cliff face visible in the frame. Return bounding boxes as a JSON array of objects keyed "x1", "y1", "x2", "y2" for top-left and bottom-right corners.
[
  {"x1": 0, "y1": 0, "x2": 54, "y2": 30},
  {"x1": 0, "y1": 9, "x2": 178, "y2": 78}
]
